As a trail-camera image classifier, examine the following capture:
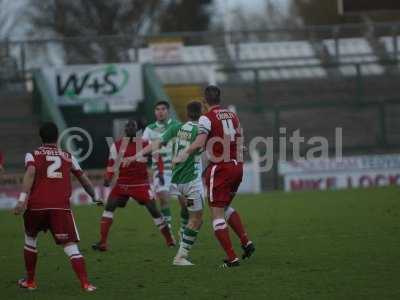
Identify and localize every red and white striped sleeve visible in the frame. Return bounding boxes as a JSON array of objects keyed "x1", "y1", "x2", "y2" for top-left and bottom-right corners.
[
  {"x1": 199, "y1": 115, "x2": 211, "y2": 136},
  {"x1": 24, "y1": 153, "x2": 35, "y2": 169},
  {"x1": 104, "y1": 143, "x2": 118, "y2": 181}
]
